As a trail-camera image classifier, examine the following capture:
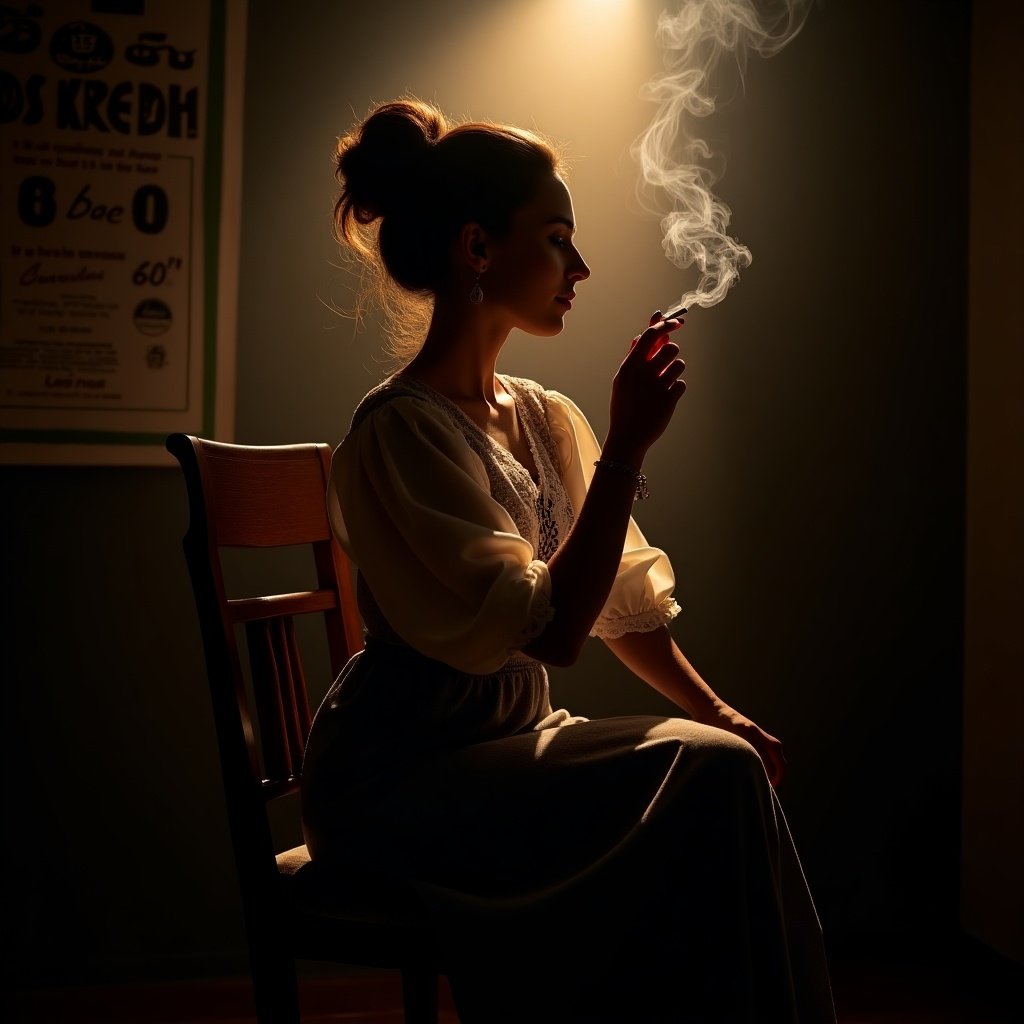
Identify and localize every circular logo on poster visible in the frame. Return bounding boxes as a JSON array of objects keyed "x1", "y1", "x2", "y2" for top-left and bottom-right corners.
[
  {"x1": 133, "y1": 298, "x2": 172, "y2": 337},
  {"x1": 50, "y1": 21, "x2": 113, "y2": 74}
]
